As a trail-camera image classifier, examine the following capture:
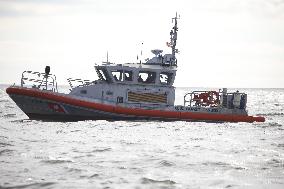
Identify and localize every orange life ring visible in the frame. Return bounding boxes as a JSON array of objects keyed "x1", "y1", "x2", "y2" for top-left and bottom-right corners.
[{"x1": 203, "y1": 91, "x2": 219, "y2": 105}]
